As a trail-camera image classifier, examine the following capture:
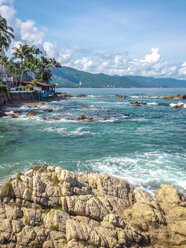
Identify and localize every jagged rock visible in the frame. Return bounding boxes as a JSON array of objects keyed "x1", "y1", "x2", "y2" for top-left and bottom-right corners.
[
  {"x1": 0, "y1": 166, "x2": 185, "y2": 247},
  {"x1": 26, "y1": 110, "x2": 36, "y2": 116}
]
